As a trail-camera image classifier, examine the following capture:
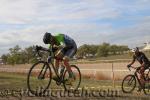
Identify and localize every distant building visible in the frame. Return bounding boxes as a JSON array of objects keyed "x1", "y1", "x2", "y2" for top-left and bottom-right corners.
[{"x1": 142, "y1": 42, "x2": 150, "y2": 51}]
